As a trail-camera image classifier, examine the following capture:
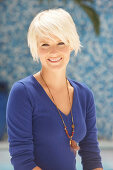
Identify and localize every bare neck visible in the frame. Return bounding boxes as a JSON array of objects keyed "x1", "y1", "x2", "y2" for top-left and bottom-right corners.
[{"x1": 39, "y1": 68, "x2": 68, "y2": 91}]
